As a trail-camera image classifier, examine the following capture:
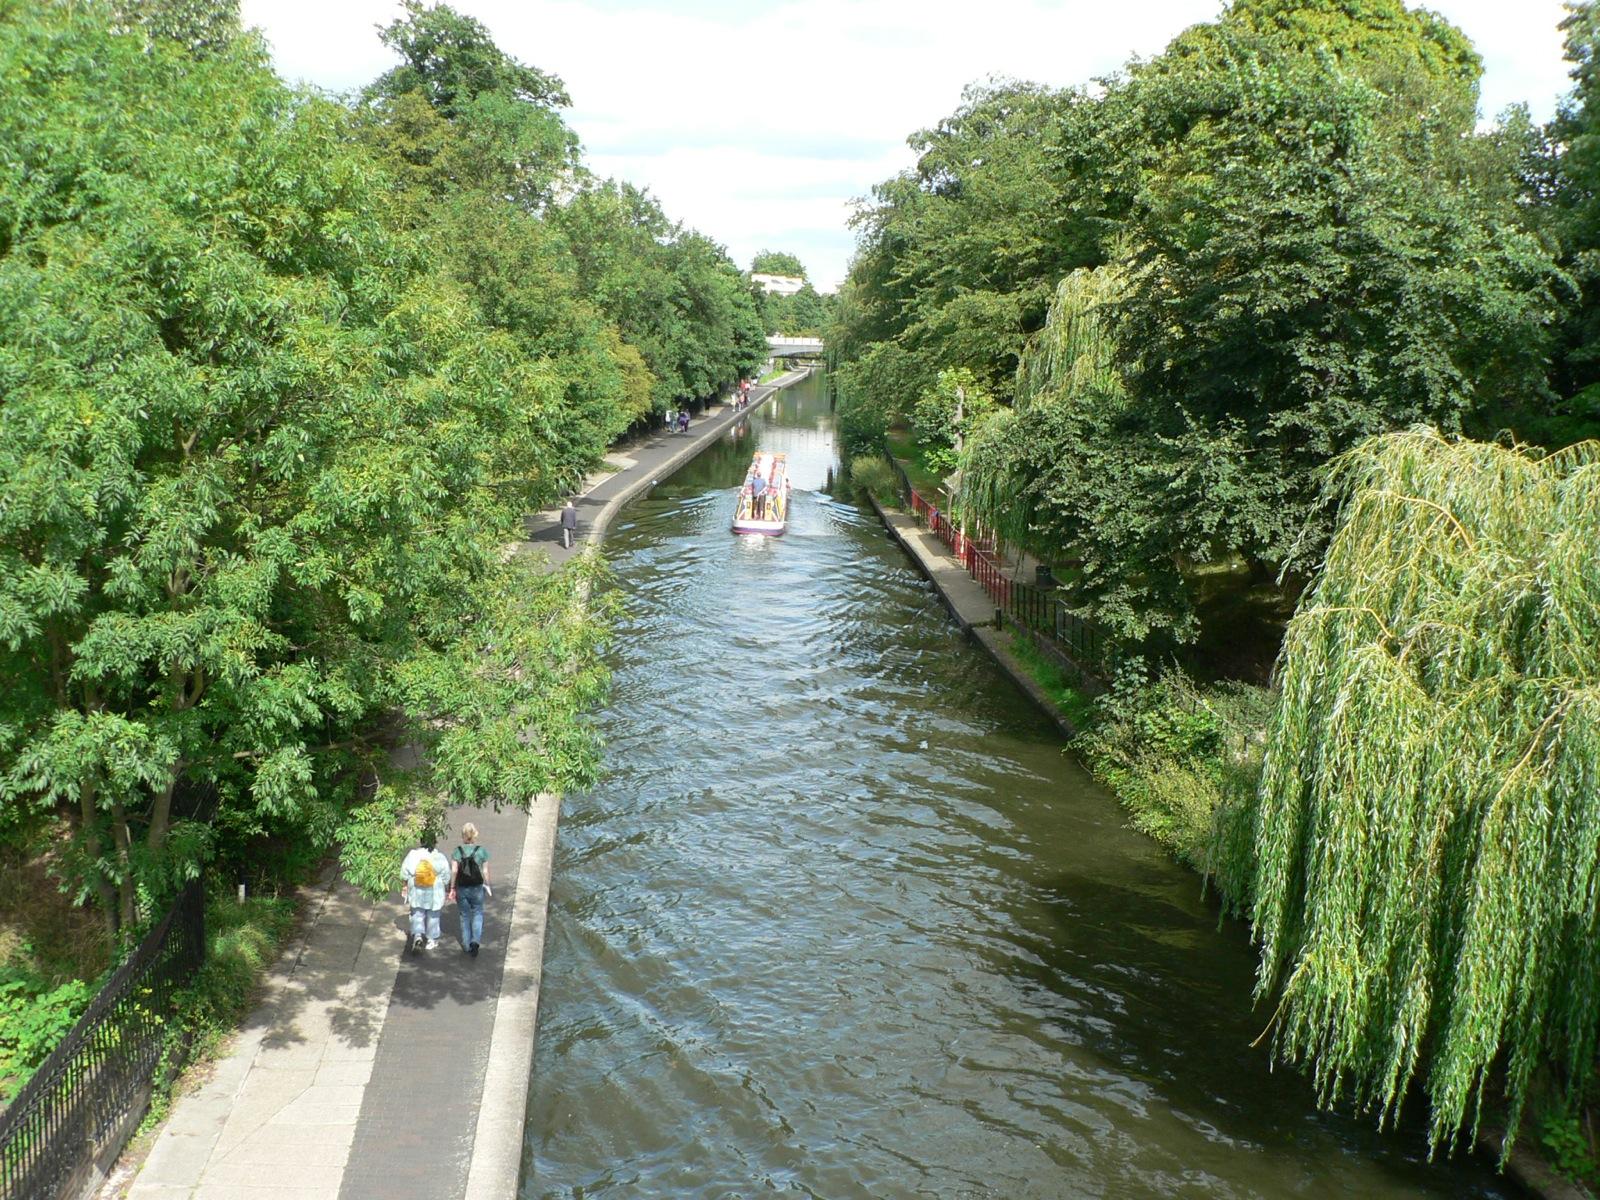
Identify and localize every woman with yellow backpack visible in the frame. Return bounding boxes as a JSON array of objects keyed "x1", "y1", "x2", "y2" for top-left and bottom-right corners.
[{"x1": 401, "y1": 833, "x2": 452, "y2": 953}]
